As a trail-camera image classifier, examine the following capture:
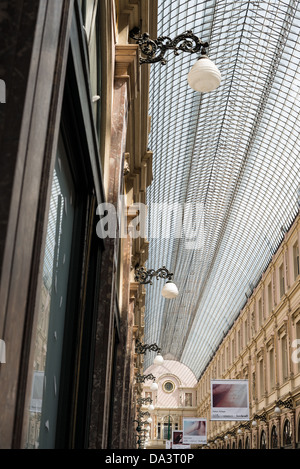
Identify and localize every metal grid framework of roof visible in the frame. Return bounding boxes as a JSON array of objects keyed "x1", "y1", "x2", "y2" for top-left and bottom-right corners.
[{"x1": 143, "y1": 0, "x2": 300, "y2": 379}]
